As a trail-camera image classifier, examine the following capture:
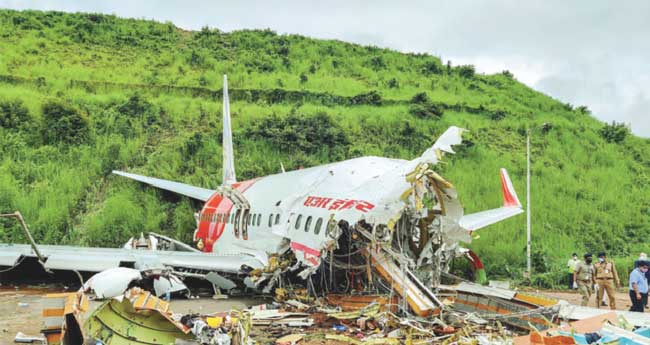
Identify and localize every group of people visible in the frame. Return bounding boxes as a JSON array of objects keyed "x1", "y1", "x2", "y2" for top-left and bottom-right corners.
[{"x1": 567, "y1": 252, "x2": 649, "y2": 312}]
